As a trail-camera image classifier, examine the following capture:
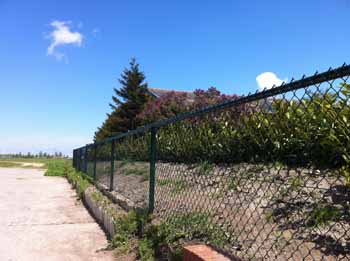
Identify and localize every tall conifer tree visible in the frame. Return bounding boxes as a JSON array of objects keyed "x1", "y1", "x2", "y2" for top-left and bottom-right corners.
[{"x1": 95, "y1": 58, "x2": 150, "y2": 141}]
